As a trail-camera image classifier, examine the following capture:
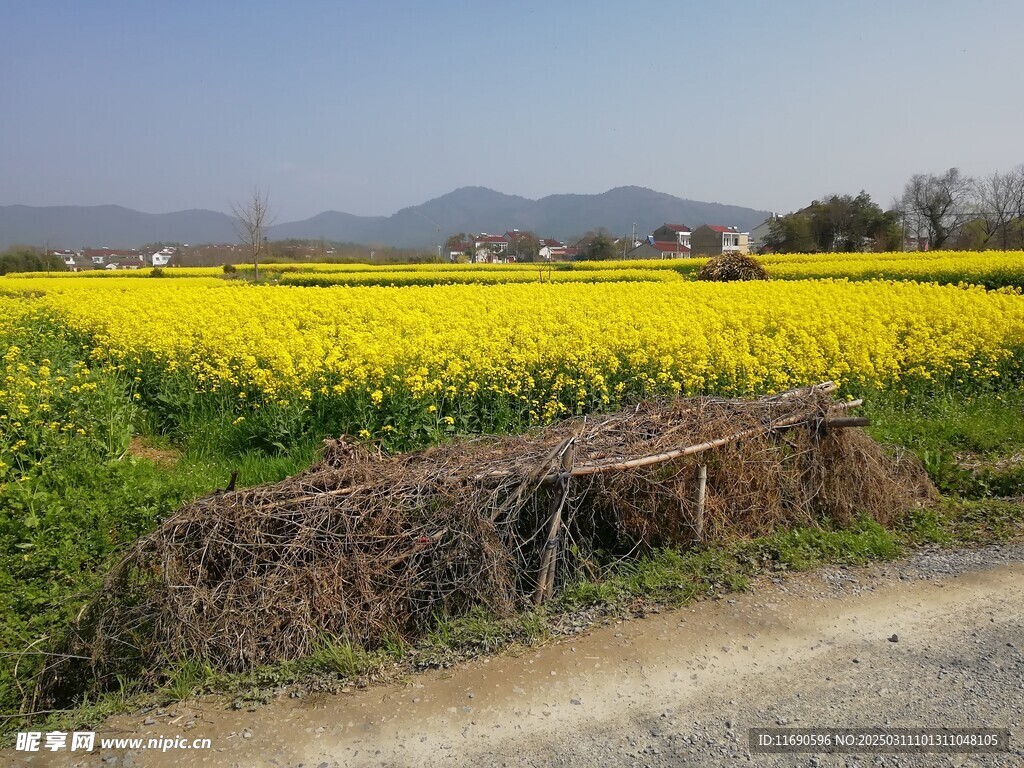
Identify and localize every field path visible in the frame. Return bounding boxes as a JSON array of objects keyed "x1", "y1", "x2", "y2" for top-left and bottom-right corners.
[{"x1": 14, "y1": 544, "x2": 1024, "y2": 767}]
